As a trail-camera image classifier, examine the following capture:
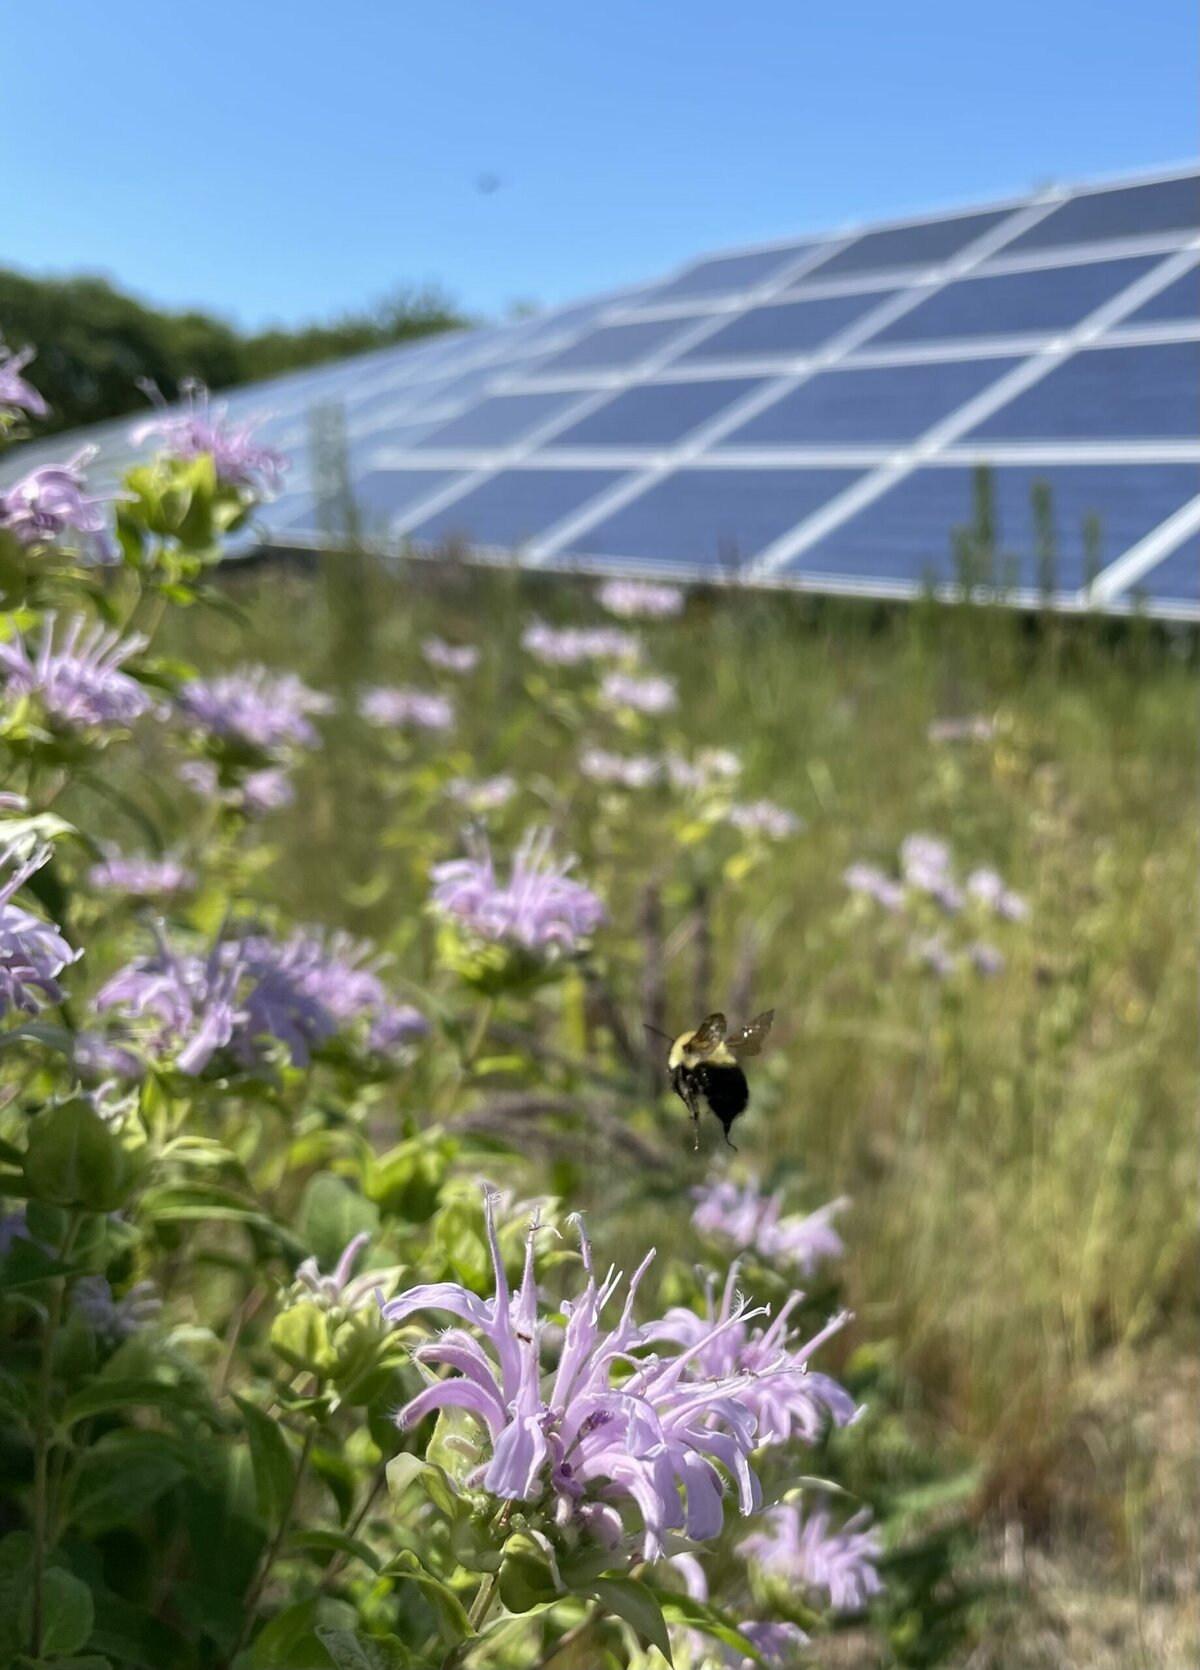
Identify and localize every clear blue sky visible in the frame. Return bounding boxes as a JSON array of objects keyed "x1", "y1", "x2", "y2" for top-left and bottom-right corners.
[{"x1": 9, "y1": 1, "x2": 1197, "y2": 331}]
